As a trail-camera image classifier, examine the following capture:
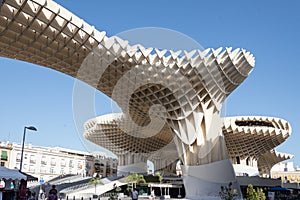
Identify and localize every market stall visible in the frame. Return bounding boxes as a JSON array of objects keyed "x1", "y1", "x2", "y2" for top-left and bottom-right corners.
[{"x1": 0, "y1": 166, "x2": 27, "y2": 200}]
